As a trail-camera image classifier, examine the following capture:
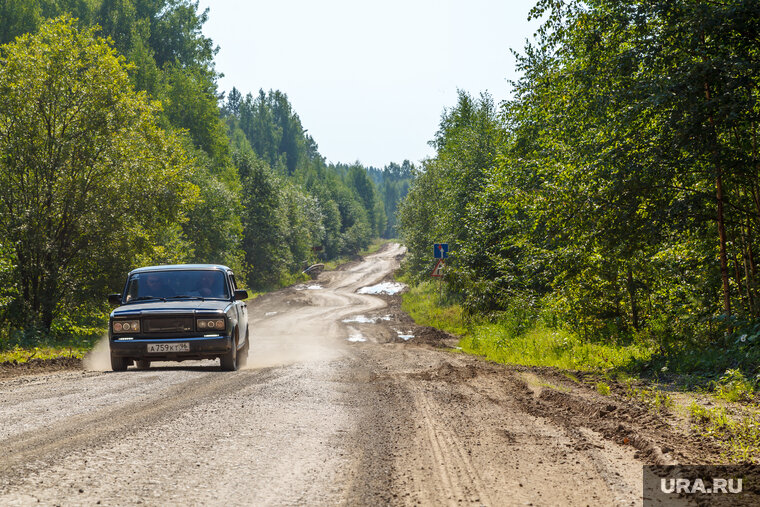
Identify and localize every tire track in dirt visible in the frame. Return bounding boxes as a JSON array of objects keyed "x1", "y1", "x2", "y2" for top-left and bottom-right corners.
[
  {"x1": 412, "y1": 387, "x2": 494, "y2": 506},
  {"x1": 357, "y1": 348, "x2": 644, "y2": 506},
  {"x1": 0, "y1": 368, "x2": 278, "y2": 481},
  {"x1": 461, "y1": 377, "x2": 642, "y2": 505}
]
